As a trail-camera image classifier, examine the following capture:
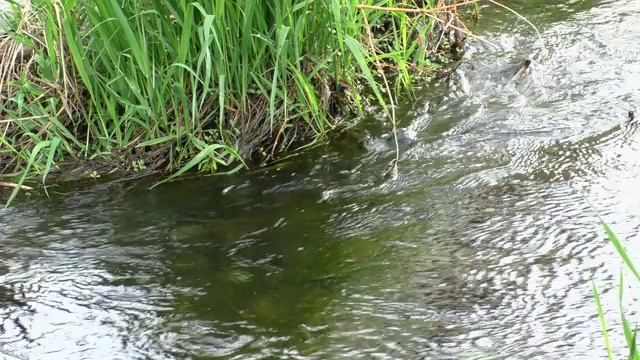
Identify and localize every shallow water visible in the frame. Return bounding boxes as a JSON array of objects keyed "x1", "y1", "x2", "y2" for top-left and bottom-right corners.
[{"x1": 2, "y1": 1, "x2": 640, "y2": 359}]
